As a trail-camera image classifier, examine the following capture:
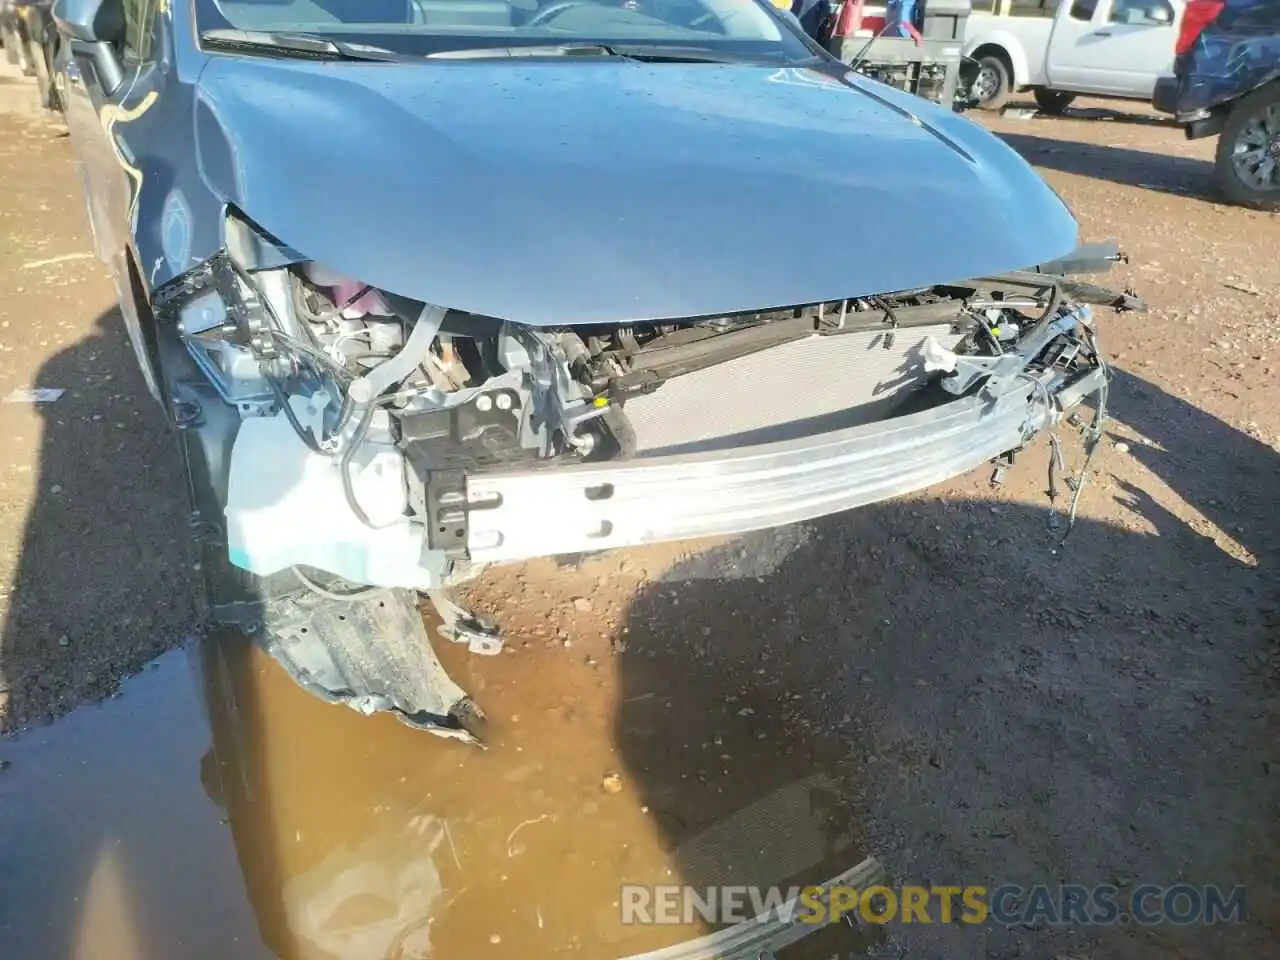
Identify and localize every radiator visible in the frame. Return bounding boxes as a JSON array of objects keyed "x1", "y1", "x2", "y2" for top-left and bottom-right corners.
[{"x1": 623, "y1": 323, "x2": 962, "y2": 456}]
